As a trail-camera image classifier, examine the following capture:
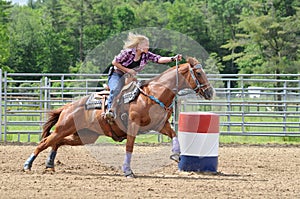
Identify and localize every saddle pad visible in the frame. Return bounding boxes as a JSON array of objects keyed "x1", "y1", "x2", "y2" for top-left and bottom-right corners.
[
  {"x1": 122, "y1": 81, "x2": 142, "y2": 104},
  {"x1": 85, "y1": 93, "x2": 103, "y2": 110}
]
